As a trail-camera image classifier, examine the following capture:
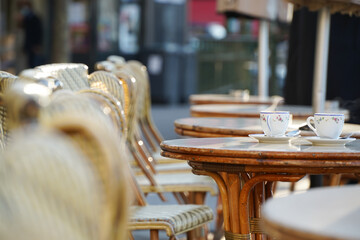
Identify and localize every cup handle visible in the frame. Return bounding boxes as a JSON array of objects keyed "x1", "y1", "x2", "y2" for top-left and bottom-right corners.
[
  {"x1": 306, "y1": 116, "x2": 318, "y2": 136},
  {"x1": 266, "y1": 115, "x2": 273, "y2": 135}
]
